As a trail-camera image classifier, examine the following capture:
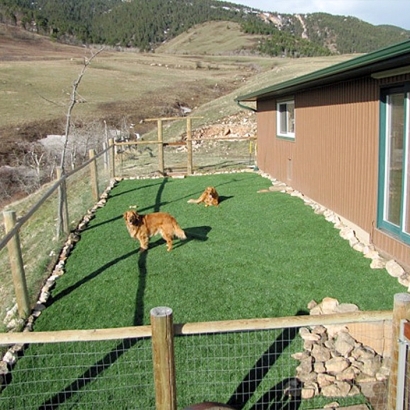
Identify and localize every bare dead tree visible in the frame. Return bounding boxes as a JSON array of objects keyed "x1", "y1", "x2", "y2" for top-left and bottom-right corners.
[
  {"x1": 57, "y1": 47, "x2": 104, "y2": 239},
  {"x1": 60, "y1": 47, "x2": 104, "y2": 173}
]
